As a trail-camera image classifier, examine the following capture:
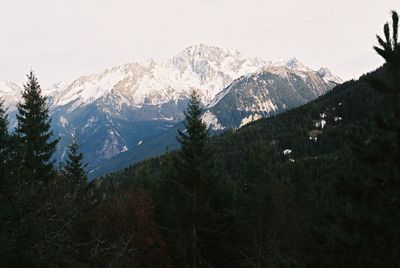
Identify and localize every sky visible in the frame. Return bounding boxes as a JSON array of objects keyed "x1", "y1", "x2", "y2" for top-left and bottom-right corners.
[{"x1": 0, "y1": 0, "x2": 399, "y2": 86}]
